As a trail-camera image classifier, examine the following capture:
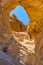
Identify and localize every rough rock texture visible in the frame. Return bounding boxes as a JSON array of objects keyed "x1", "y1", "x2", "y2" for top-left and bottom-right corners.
[
  {"x1": 9, "y1": 15, "x2": 27, "y2": 32},
  {"x1": 34, "y1": 32, "x2": 43, "y2": 65},
  {"x1": 7, "y1": 32, "x2": 35, "y2": 65},
  {"x1": 0, "y1": 8, "x2": 14, "y2": 46},
  {"x1": 27, "y1": 19, "x2": 42, "y2": 39},
  {"x1": 0, "y1": 0, "x2": 43, "y2": 65},
  {"x1": 1, "y1": 0, "x2": 43, "y2": 24},
  {"x1": 1, "y1": 0, "x2": 43, "y2": 37},
  {"x1": 1, "y1": 0, "x2": 43, "y2": 38},
  {"x1": 27, "y1": 18, "x2": 43, "y2": 38}
]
